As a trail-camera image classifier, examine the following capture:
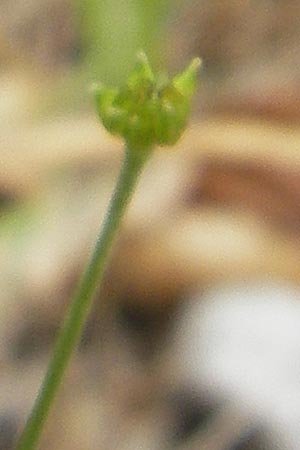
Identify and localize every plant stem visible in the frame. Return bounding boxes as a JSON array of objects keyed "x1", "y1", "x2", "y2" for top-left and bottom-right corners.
[{"x1": 16, "y1": 145, "x2": 152, "y2": 450}]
